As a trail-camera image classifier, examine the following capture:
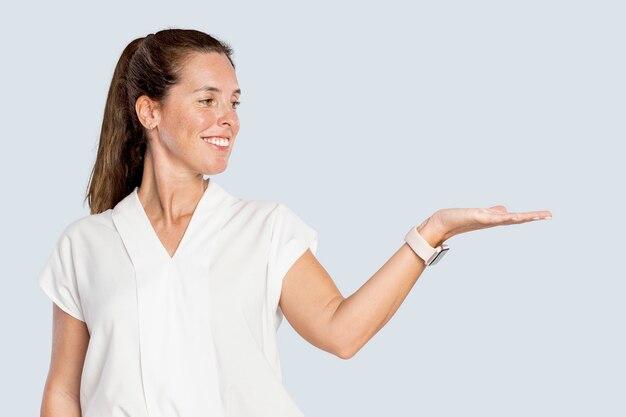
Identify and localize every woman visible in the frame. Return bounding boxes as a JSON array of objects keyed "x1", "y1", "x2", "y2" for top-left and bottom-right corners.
[{"x1": 38, "y1": 28, "x2": 552, "y2": 417}]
